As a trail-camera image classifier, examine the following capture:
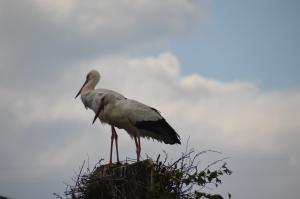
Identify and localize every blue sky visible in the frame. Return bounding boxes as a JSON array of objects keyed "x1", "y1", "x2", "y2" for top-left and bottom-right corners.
[
  {"x1": 0, "y1": 0, "x2": 299, "y2": 199},
  {"x1": 171, "y1": 0, "x2": 300, "y2": 89}
]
